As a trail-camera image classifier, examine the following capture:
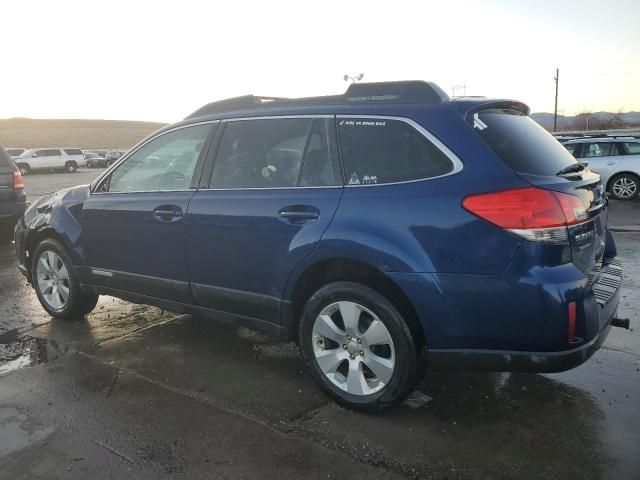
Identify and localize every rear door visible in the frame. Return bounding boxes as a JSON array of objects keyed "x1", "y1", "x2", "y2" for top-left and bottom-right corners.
[
  {"x1": 578, "y1": 142, "x2": 623, "y2": 181},
  {"x1": 472, "y1": 109, "x2": 607, "y2": 276},
  {"x1": 186, "y1": 116, "x2": 343, "y2": 324}
]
